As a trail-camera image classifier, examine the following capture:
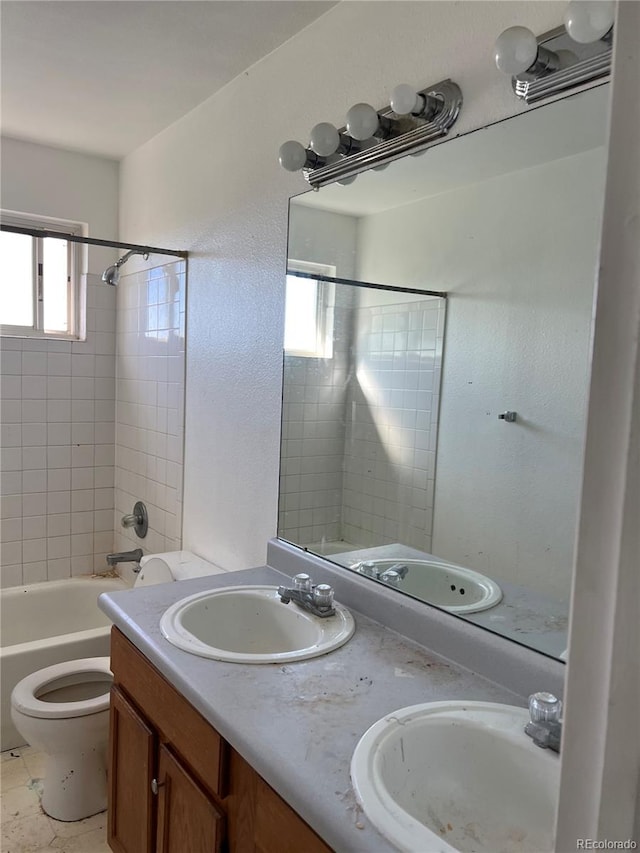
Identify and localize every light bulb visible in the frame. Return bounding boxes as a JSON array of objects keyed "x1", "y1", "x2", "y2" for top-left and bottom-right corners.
[
  {"x1": 494, "y1": 26, "x2": 539, "y2": 75},
  {"x1": 563, "y1": 1, "x2": 614, "y2": 43},
  {"x1": 309, "y1": 123, "x2": 340, "y2": 157},
  {"x1": 391, "y1": 84, "x2": 422, "y2": 116},
  {"x1": 346, "y1": 103, "x2": 380, "y2": 141},
  {"x1": 278, "y1": 140, "x2": 307, "y2": 172}
]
